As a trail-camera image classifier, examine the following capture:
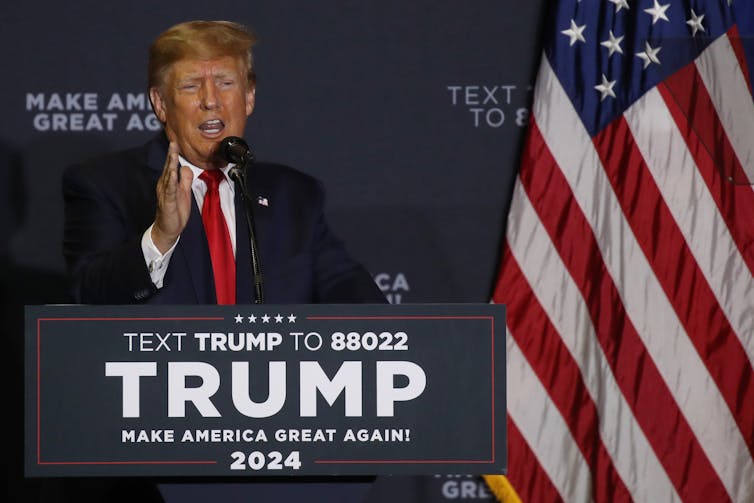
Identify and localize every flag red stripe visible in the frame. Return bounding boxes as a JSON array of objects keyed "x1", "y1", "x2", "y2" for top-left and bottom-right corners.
[
  {"x1": 495, "y1": 245, "x2": 632, "y2": 502},
  {"x1": 506, "y1": 415, "x2": 565, "y2": 503},
  {"x1": 594, "y1": 110, "x2": 754, "y2": 461},
  {"x1": 516, "y1": 119, "x2": 730, "y2": 501},
  {"x1": 728, "y1": 25, "x2": 753, "y2": 96}
]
